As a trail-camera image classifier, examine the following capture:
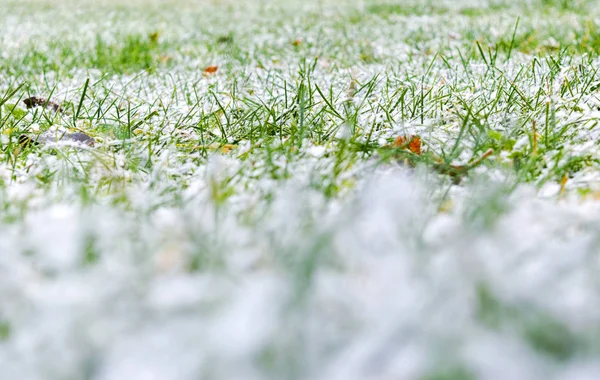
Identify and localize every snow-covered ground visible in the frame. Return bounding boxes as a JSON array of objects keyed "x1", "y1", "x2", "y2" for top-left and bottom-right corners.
[{"x1": 2, "y1": 0, "x2": 600, "y2": 379}]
